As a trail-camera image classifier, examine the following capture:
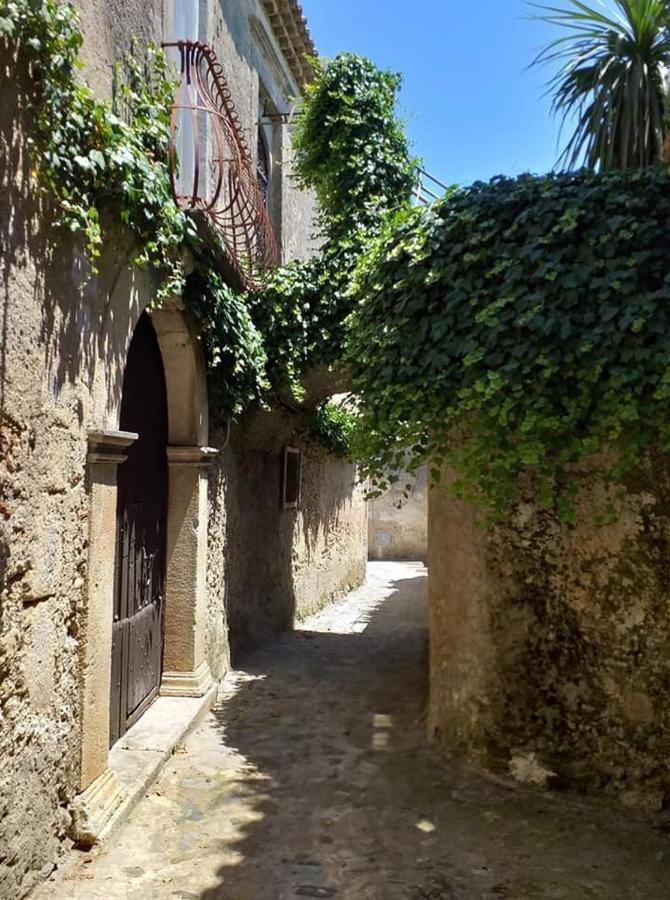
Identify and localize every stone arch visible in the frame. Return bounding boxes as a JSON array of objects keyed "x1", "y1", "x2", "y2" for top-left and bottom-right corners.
[
  {"x1": 149, "y1": 302, "x2": 216, "y2": 697},
  {"x1": 75, "y1": 300, "x2": 216, "y2": 843},
  {"x1": 151, "y1": 302, "x2": 209, "y2": 447}
]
